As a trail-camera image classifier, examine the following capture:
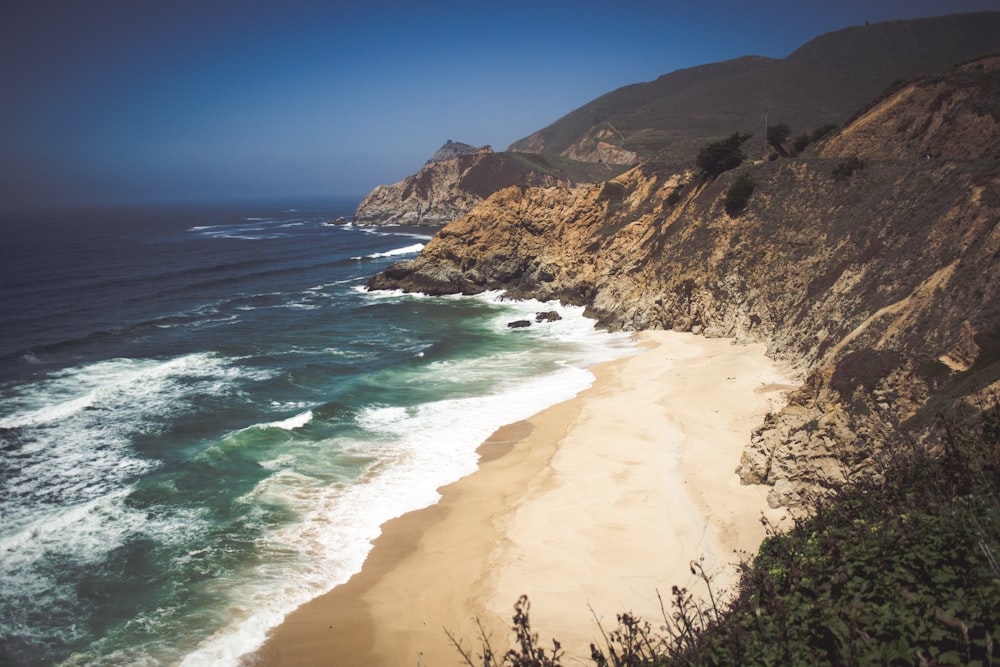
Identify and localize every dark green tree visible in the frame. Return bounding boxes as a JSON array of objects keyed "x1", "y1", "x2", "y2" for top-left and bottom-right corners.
[
  {"x1": 724, "y1": 172, "x2": 756, "y2": 217},
  {"x1": 766, "y1": 123, "x2": 792, "y2": 157},
  {"x1": 696, "y1": 132, "x2": 753, "y2": 178},
  {"x1": 790, "y1": 124, "x2": 839, "y2": 156}
]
